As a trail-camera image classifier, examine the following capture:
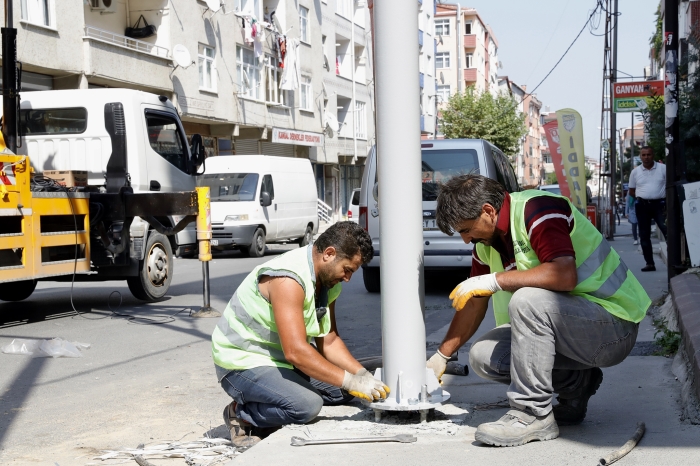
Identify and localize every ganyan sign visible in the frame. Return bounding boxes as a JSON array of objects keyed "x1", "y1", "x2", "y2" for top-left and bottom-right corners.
[
  {"x1": 612, "y1": 80, "x2": 664, "y2": 113},
  {"x1": 272, "y1": 128, "x2": 324, "y2": 147}
]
